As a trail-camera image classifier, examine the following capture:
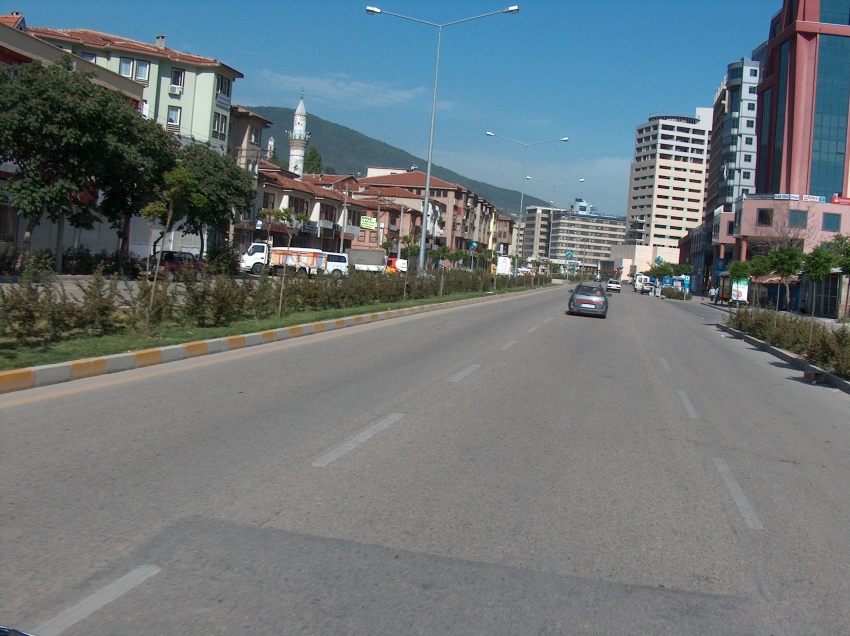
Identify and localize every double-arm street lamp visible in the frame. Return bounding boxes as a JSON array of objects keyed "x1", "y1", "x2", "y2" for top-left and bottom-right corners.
[
  {"x1": 368, "y1": 5, "x2": 520, "y2": 272},
  {"x1": 485, "y1": 131, "x2": 569, "y2": 274},
  {"x1": 525, "y1": 176, "x2": 585, "y2": 209}
]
